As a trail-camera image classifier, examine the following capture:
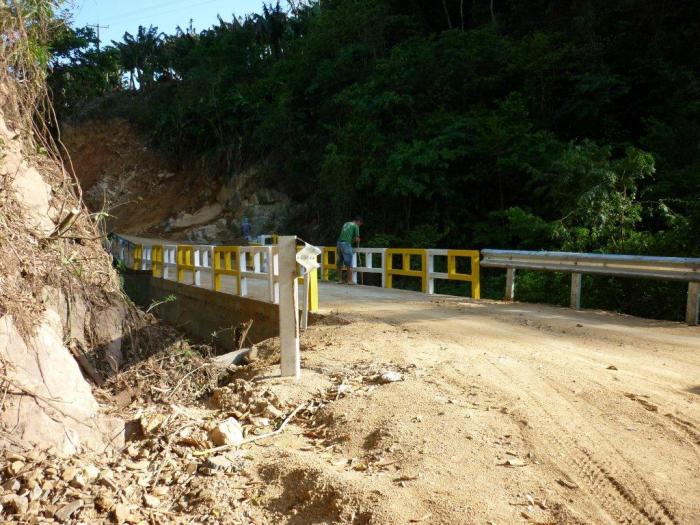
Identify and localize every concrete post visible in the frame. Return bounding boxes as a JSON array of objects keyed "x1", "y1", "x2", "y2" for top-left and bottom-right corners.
[
  {"x1": 352, "y1": 252, "x2": 358, "y2": 284},
  {"x1": 427, "y1": 252, "x2": 435, "y2": 294},
  {"x1": 570, "y1": 272, "x2": 582, "y2": 310},
  {"x1": 379, "y1": 249, "x2": 387, "y2": 288},
  {"x1": 193, "y1": 248, "x2": 202, "y2": 287},
  {"x1": 208, "y1": 247, "x2": 215, "y2": 290},
  {"x1": 505, "y1": 268, "x2": 516, "y2": 301},
  {"x1": 687, "y1": 282, "x2": 700, "y2": 326},
  {"x1": 238, "y1": 249, "x2": 248, "y2": 296},
  {"x1": 278, "y1": 236, "x2": 300, "y2": 379}
]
